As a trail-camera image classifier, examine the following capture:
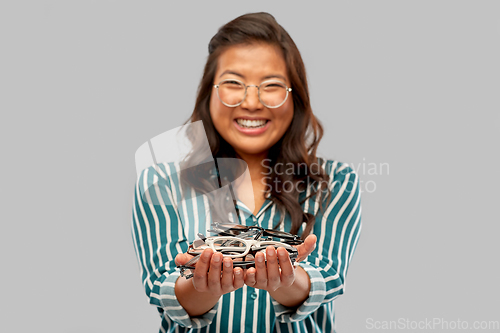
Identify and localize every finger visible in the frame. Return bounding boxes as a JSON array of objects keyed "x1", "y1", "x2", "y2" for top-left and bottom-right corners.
[
  {"x1": 175, "y1": 252, "x2": 194, "y2": 266},
  {"x1": 254, "y1": 252, "x2": 268, "y2": 288},
  {"x1": 192, "y1": 248, "x2": 212, "y2": 291},
  {"x1": 277, "y1": 247, "x2": 295, "y2": 287},
  {"x1": 305, "y1": 234, "x2": 317, "y2": 253},
  {"x1": 220, "y1": 257, "x2": 234, "y2": 293},
  {"x1": 244, "y1": 267, "x2": 257, "y2": 287},
  {"x1": 233, "y1": 267, "x2": 244, "y2": 289},
  {"x1": 265, "y1": 246, "x2": 280, "y2": 291},
  {"x1": 296, "y1": 234, "x2": 317, "y2": 262},
  {"x1": 207, "y1": 252, "x2": 223, "y2": 295},
  {"x1": 175, "y1": 253, "x2": 185, "y2": 266}
]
